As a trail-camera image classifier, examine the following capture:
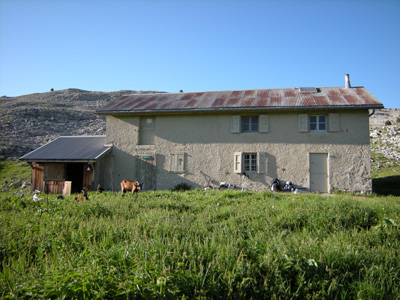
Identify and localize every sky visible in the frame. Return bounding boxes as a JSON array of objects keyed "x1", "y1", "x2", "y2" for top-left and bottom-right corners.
[{"x1": 0, "y1": 0, "x2": 399, "y2": 108}]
